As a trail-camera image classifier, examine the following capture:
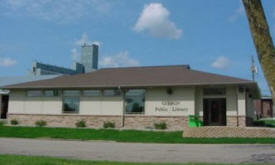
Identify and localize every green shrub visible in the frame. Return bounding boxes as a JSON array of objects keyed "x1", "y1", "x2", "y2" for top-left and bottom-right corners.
[
  {"x1": 154, "y1": 122, "x2": 167, "y2": 130},
  {"x1": 75, "y1": 120, "x2": 86, "y2": 128},
  {"x1": 35, "y1": 120, "x2": 47, "y2": 127},
  {"x1": 254, "y1": 120, "x2": 275, "y2": 128},
  {"x1": 103, "y1": 121, "x2": 115, "y2": 128},
  {"x1": 0, "y1": 121, "x2": 4, "y2": 126},
  {"x1": 10, "y1": 119, "x2": 19, "y2": 125}
]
